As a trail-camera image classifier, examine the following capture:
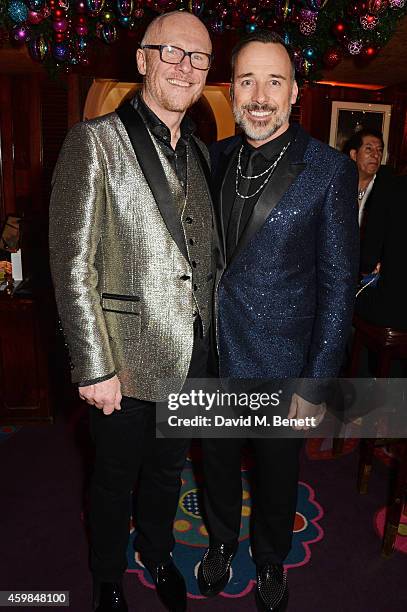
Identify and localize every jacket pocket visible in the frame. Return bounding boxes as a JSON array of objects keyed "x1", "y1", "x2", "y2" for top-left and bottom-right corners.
[
  {"x1": 101, "y1": 294, "x2": 141, "y2": 339},
  {"x1": 101, "y1": 292, "x2": 140, "y2": 304}
]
